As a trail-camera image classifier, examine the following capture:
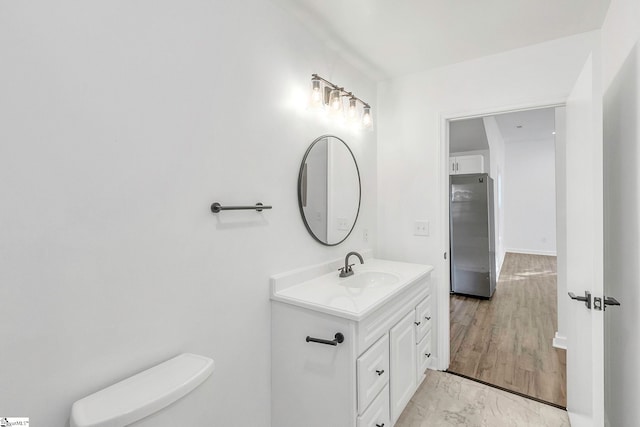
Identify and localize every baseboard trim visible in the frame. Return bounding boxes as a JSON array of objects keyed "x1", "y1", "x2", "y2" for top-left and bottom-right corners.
[
  {"x1": 552, "y1": 332, "x2": 567, "y2": 350},
  {"x1": 505, "y1": 248, "x2": 557, "y2": 257}
]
